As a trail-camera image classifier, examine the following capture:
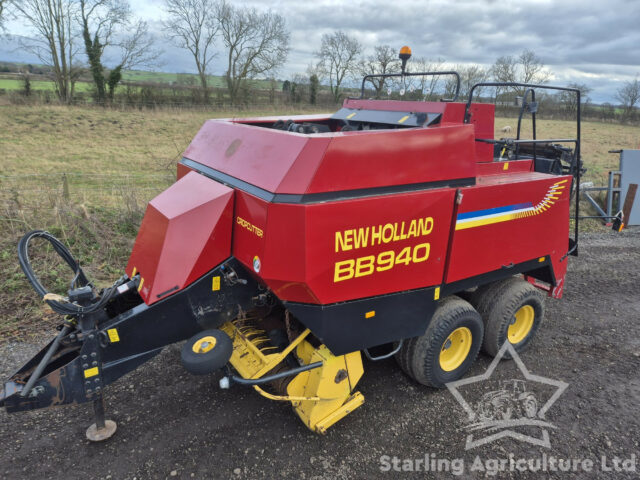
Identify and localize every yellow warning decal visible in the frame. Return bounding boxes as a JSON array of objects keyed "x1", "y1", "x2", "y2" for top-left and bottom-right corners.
[
  {"x1": 346, "y1": 112, "x2": 356, "y2": 119},
  {"x1": 131, "y1": 266, "x2": 137, "y2": 277},
  {"x1": 538, "y1": 256, "x2": 546, "y2": 263},
  {"x1": 84, "y1": 367, "x2": 99, "y2": 379},
  {"x1": 503, "y1": 162, "x2": 509, "y2": 170},
  {"x1": 434, "y1": 287, "x2": 441, "y2": 300},
  {"x1": 398, "y1": 115, "x2": 410, "y2": 124},
  {"x1": 212, "y1": 276, "x2": 221, "y2": 291},
  {"x1": 107, "y1": 328, "x2": 120, "y2": 343},
  {"x1": 365, "y1": 311, "x2": 375, "y2": 319}
]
